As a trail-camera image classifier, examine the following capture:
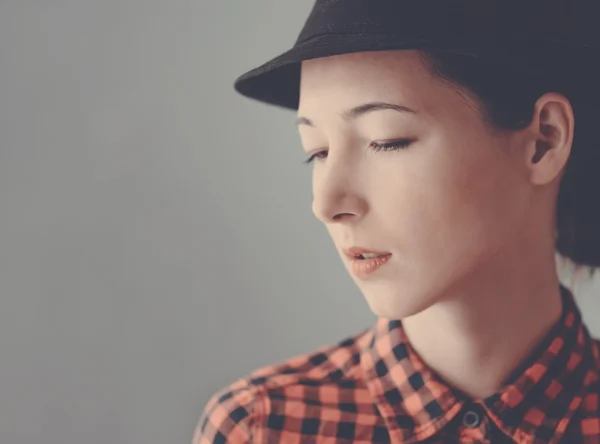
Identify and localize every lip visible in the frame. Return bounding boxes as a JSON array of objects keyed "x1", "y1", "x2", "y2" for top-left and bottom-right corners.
[
  {"x1": 343, "y1": 246, "x2": 391, "y2": 260},
  {"x1": 343, "y1": 247, "x2": 392, "y2": 278}
]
